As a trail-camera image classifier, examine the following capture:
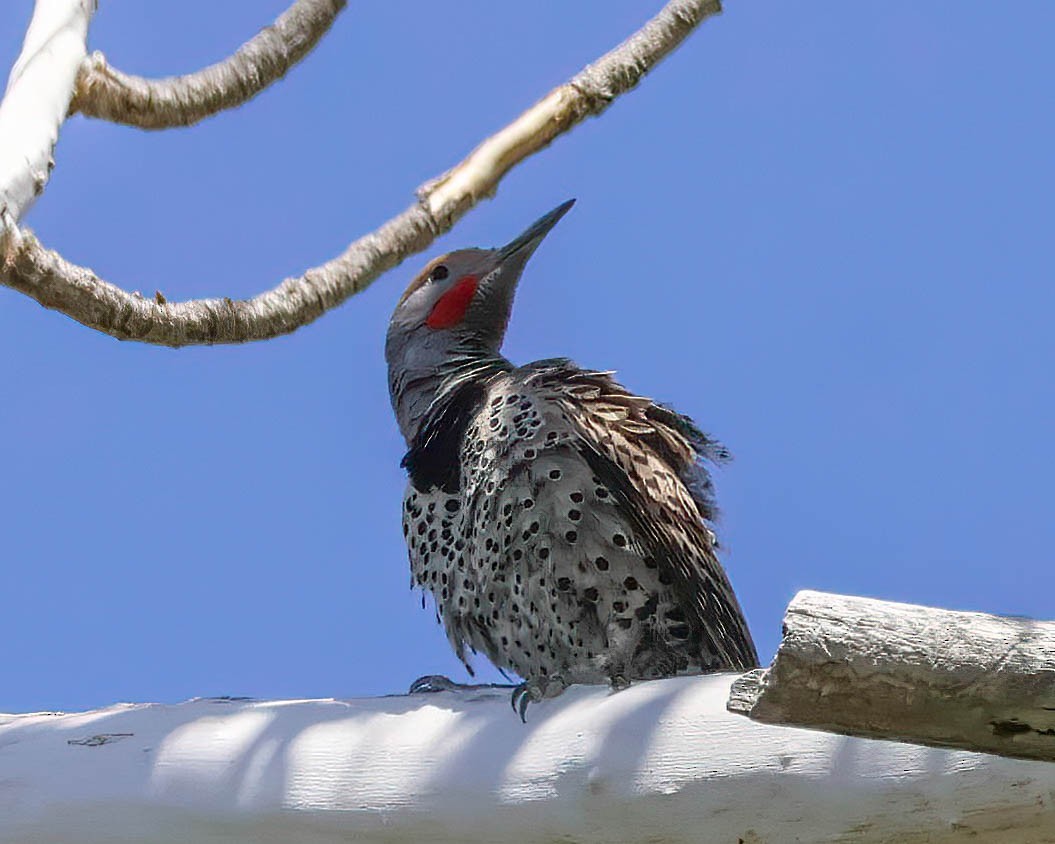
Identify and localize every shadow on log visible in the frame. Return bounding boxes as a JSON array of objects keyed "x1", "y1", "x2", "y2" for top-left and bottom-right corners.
[{"x1": 4, "y1": 671, "x2": 1055, "y2": 842}]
